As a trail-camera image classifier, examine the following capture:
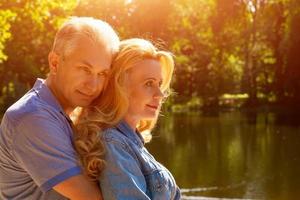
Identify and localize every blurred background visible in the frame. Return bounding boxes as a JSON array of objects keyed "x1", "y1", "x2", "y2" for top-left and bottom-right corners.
[{"x1": 1, "y1": 0, "x2": 300, "y2": 199}]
